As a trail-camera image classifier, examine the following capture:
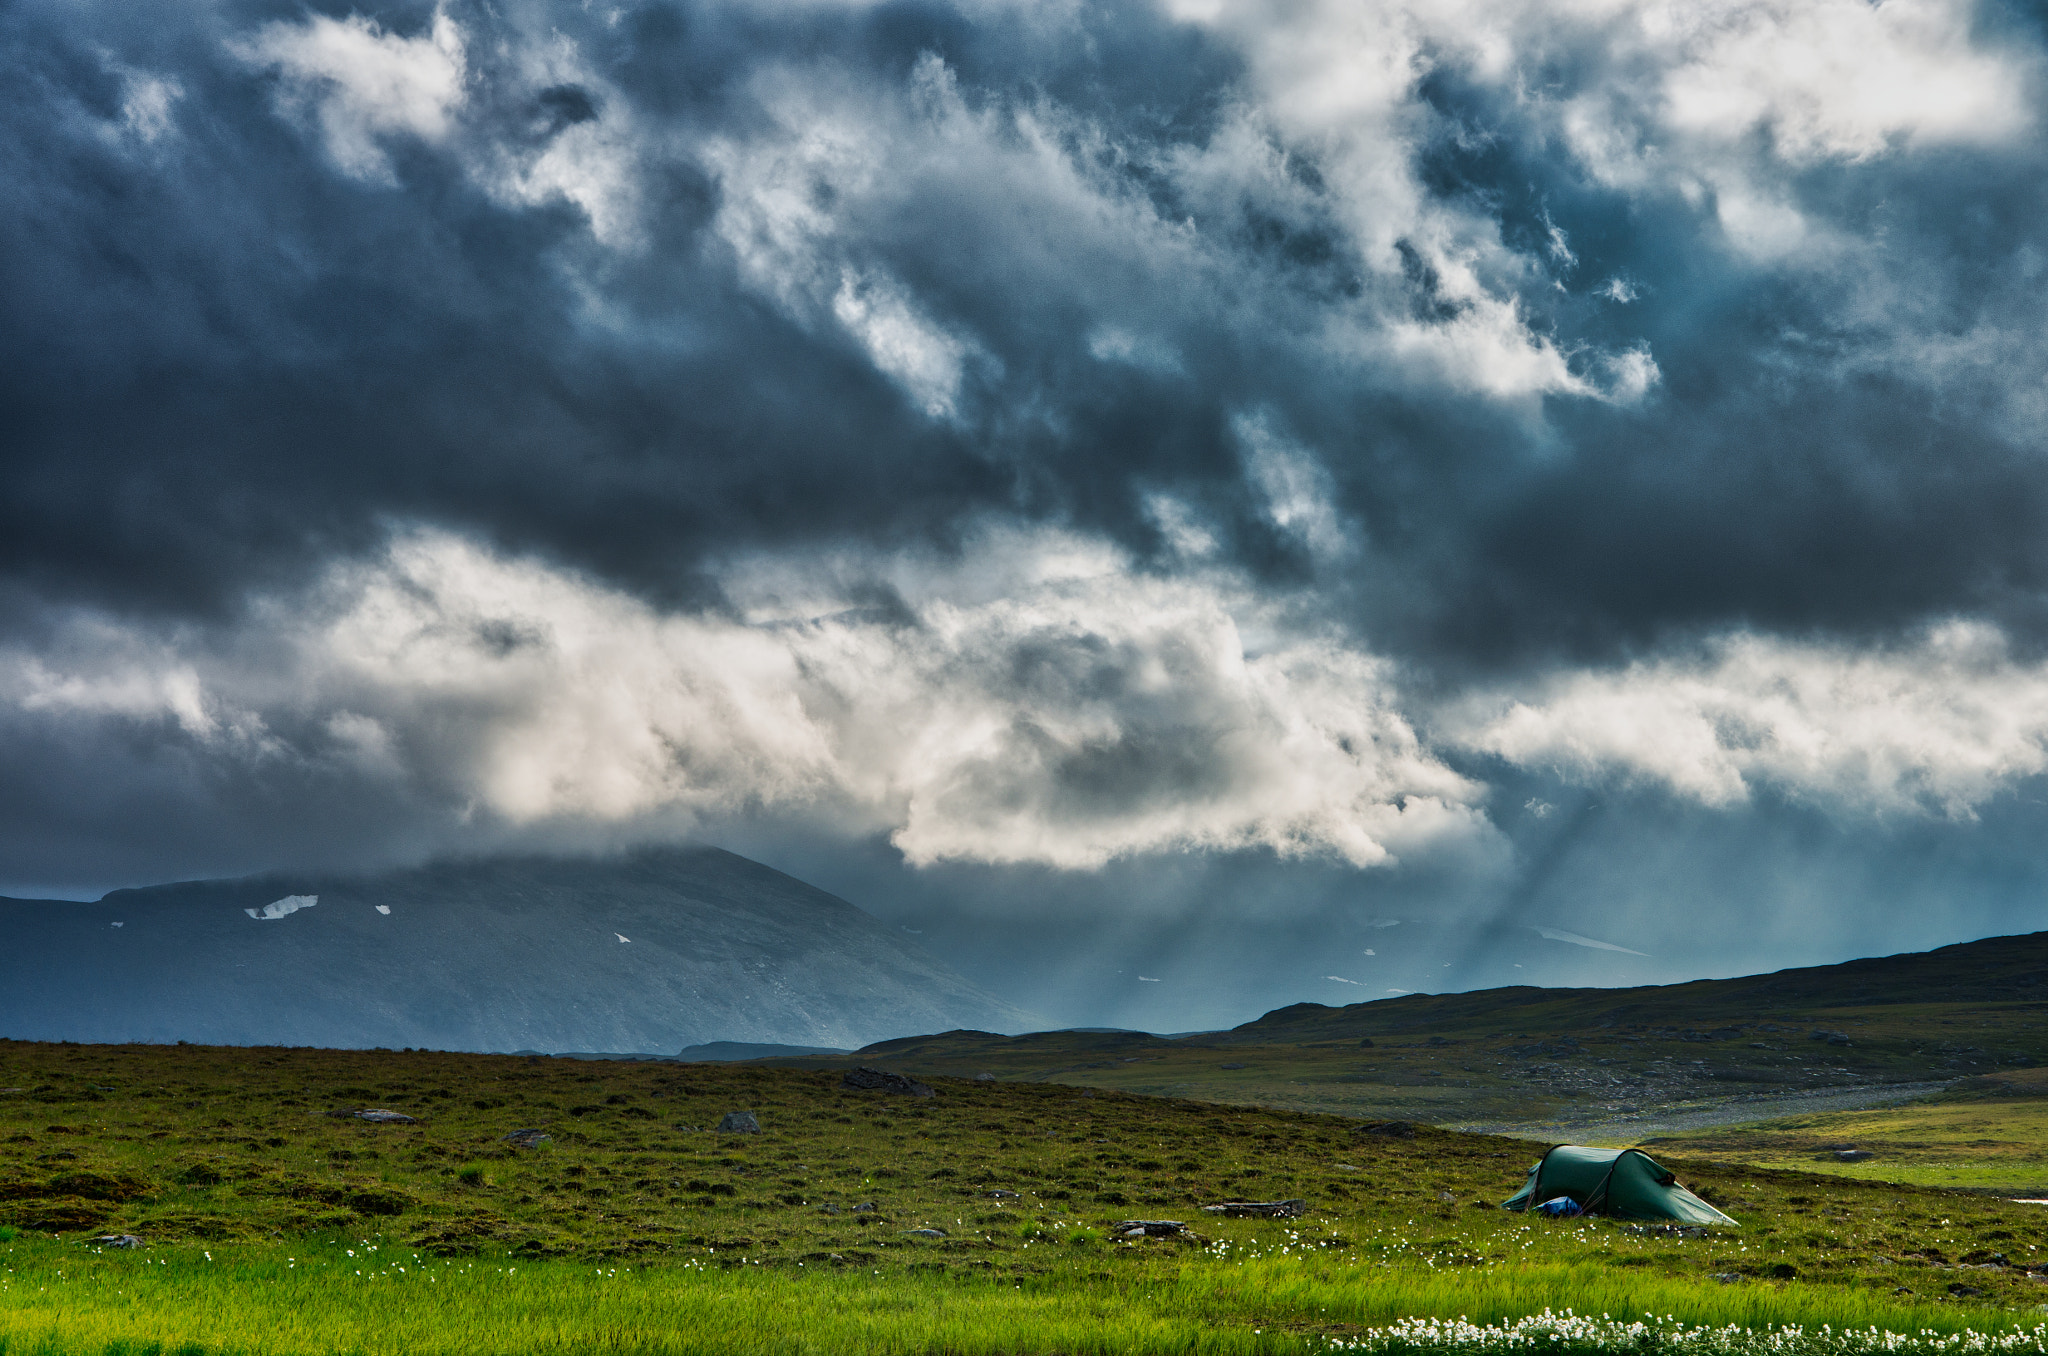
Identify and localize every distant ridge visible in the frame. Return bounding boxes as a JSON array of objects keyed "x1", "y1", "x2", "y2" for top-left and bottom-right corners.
[
  {"x1": 1221, "y1": 927, "x2": 2048, "y2": 1043},
  {"x1": 845, "y1": 930, "x2": 2048, "y2": 1060},
  {"x1": 0, "y1": 847, "x2": 1036, "y2": 1053},
  {"x1": 678, "y1": 1041, "x2": 853, "y2": 1062}
]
